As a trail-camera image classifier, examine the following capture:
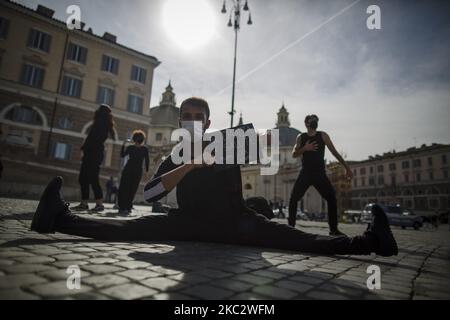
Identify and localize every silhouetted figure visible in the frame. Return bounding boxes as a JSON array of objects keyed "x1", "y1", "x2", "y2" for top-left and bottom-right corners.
[
  {"x1": 71, "y1": 104, "x2": 115, "y2": 212},
  {"x1": 289, "y1": 114, "x2": 353, "y2": 236},
  {"x1": 117, "y1": 130, "x2": 149, "y2": 215},
  {"x1": 105, "y1": 176, "x2": 117, "y2": 203}
]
